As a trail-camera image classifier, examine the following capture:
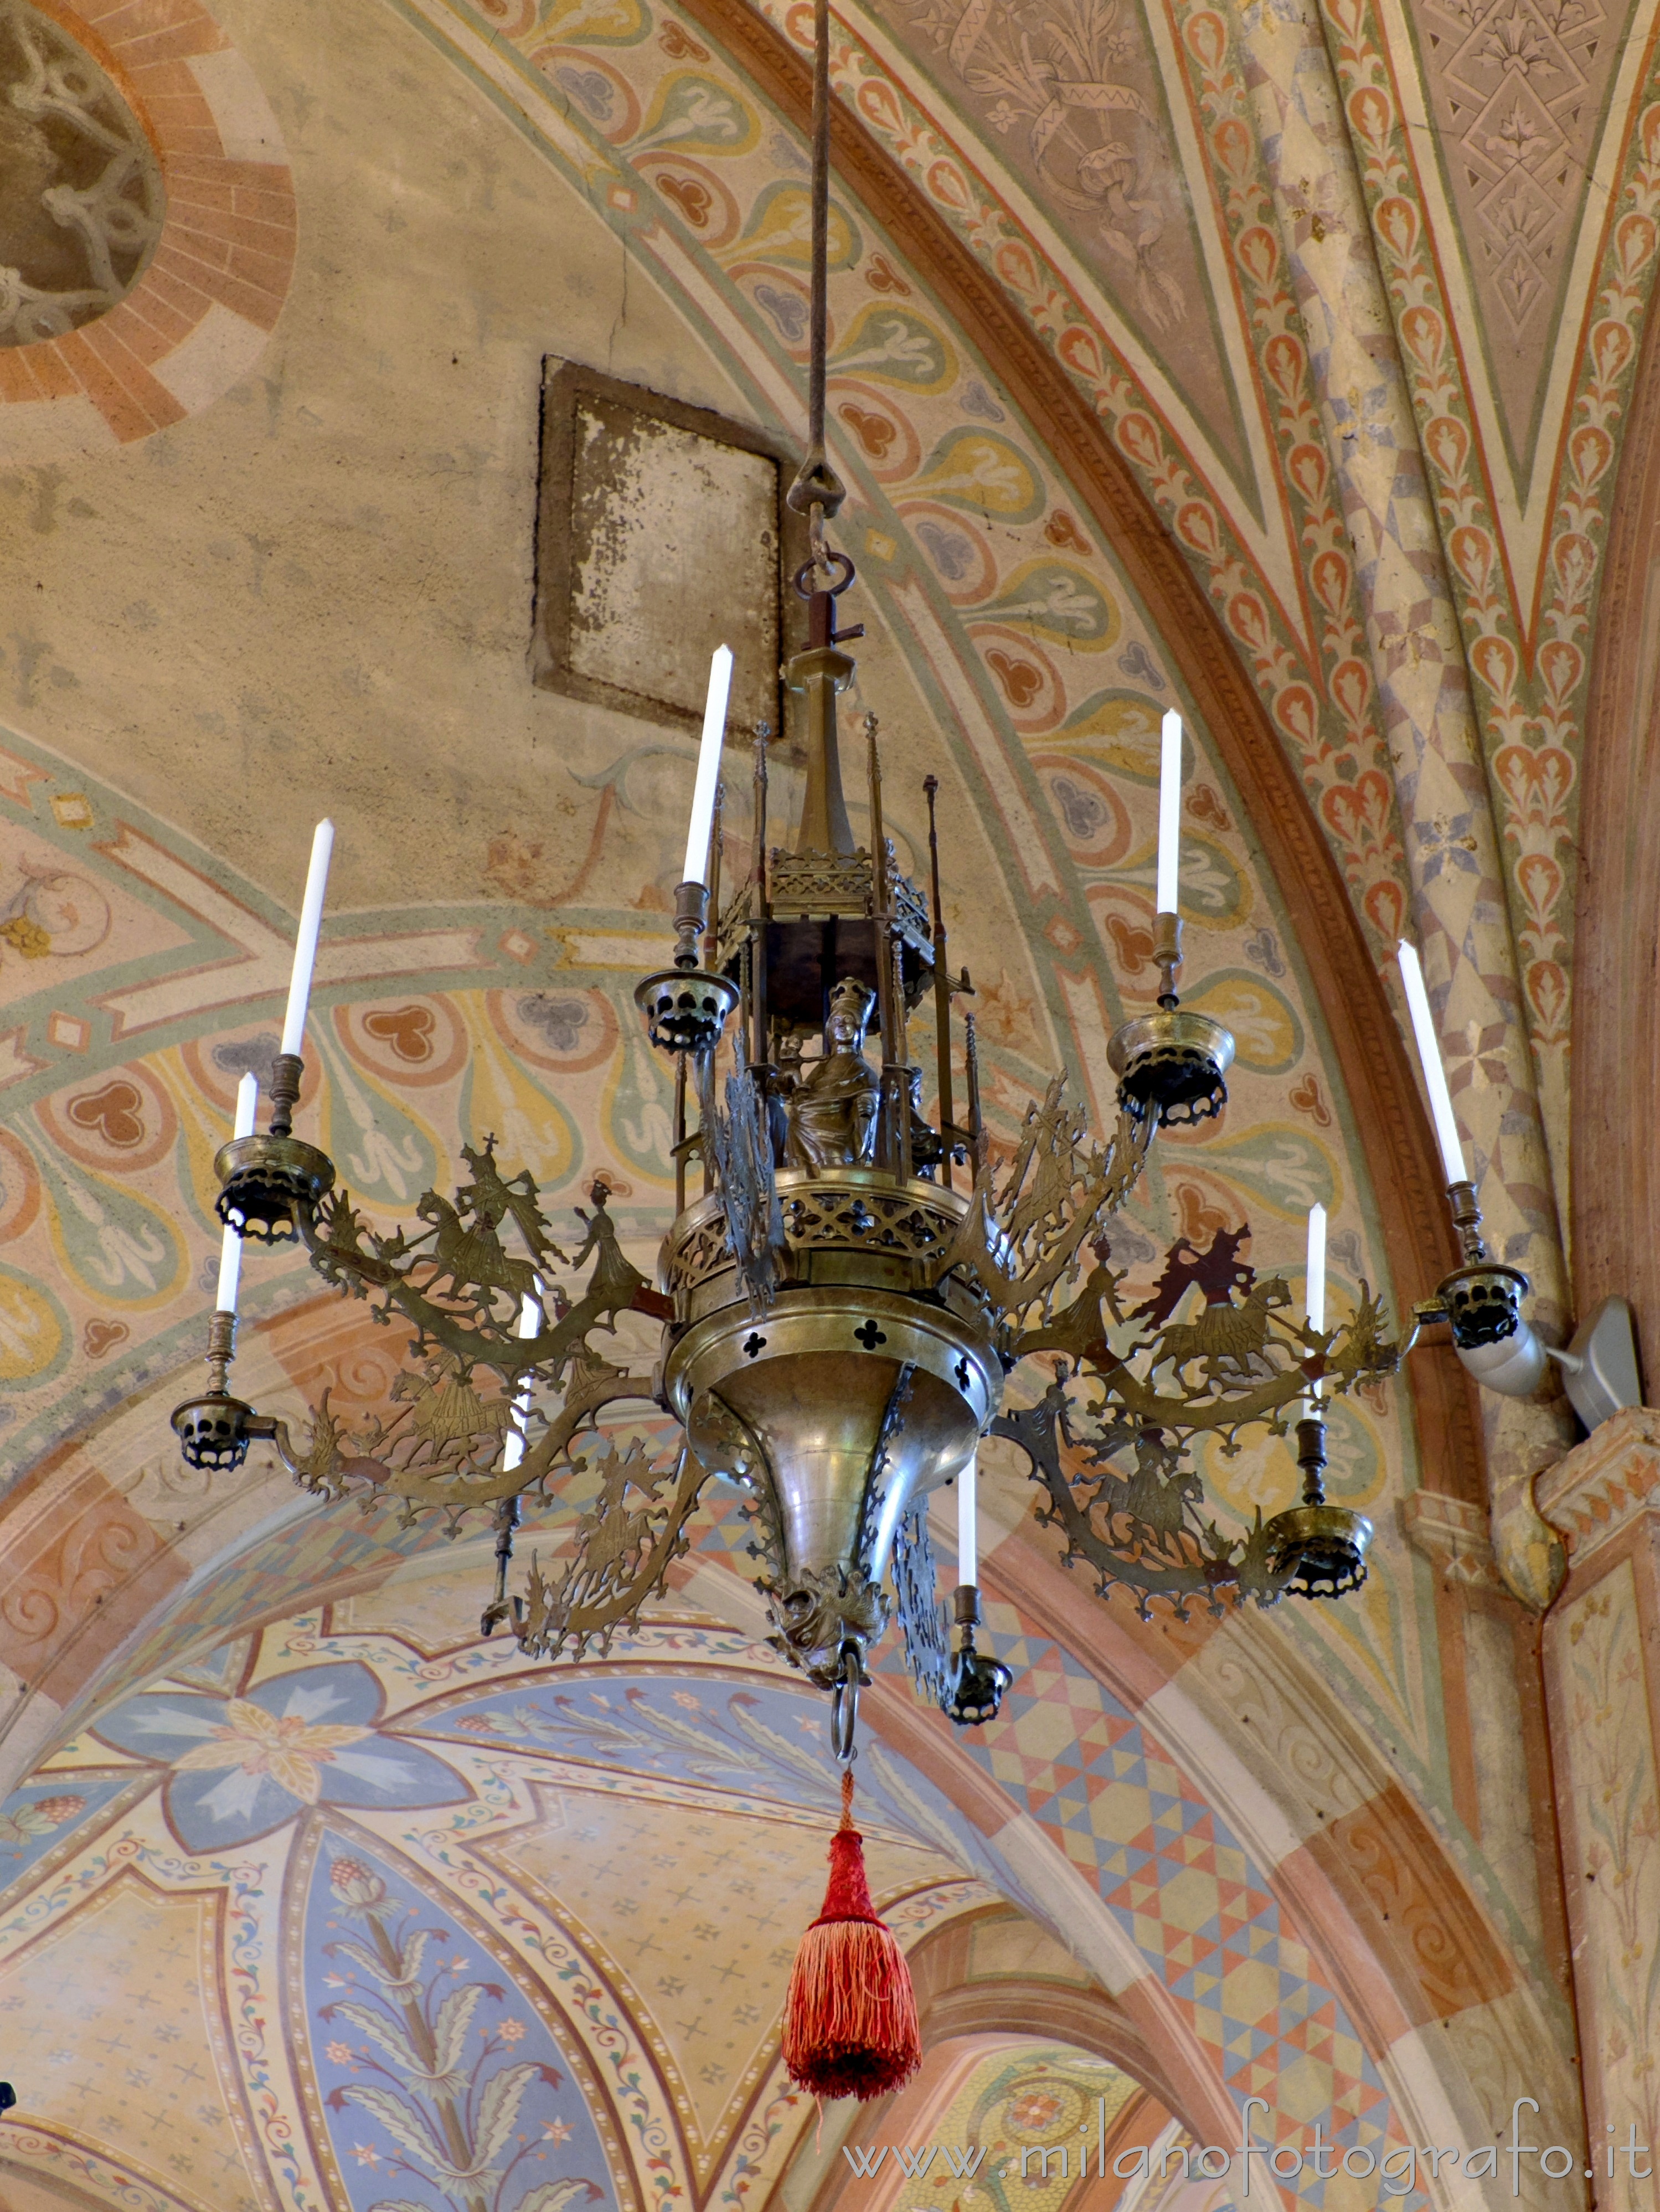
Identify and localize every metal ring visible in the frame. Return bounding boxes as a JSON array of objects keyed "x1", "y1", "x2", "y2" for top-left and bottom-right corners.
[
  {"x1": 829, "y1": 1642, "x2": 860, "y2": 1764},
  {"x1": 792, "y1": 550, "x2": 856, "y2": 601}
]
